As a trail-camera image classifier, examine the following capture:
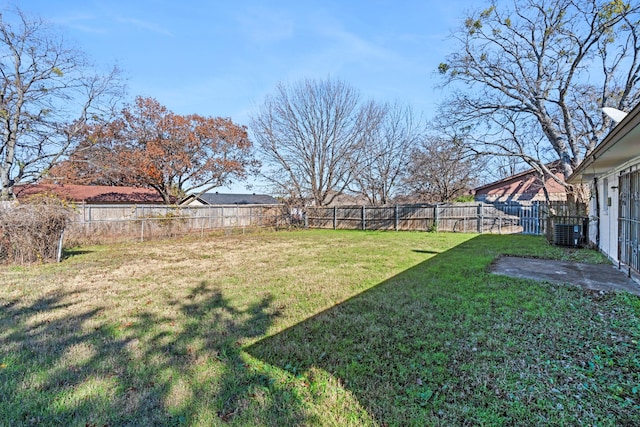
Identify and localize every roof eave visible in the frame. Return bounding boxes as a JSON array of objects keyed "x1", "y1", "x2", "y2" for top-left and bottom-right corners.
[{"x1": 569, "y1": 104, "x2": 640, "y2": 184}]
